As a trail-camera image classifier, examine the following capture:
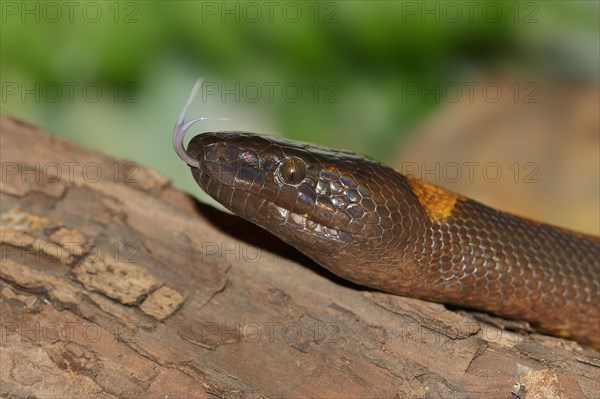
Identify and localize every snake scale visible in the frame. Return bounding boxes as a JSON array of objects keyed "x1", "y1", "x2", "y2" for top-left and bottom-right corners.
[{"x1": 173, "y1": 82, "x2": 600, "y2": 347}]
